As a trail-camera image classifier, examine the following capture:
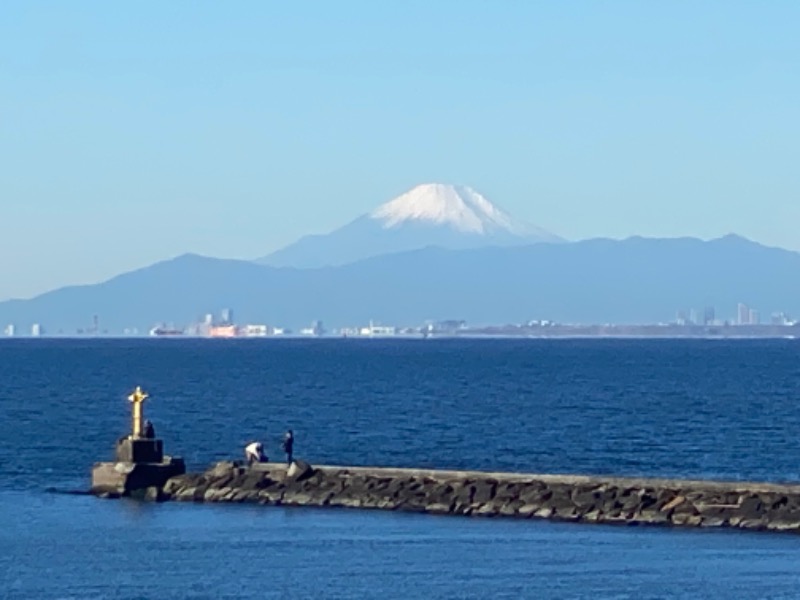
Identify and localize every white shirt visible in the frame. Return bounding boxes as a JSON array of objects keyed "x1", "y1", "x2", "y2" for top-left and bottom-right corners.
[{"x1": 245, "y1": 442, "x2": 262, "y2": 455}]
